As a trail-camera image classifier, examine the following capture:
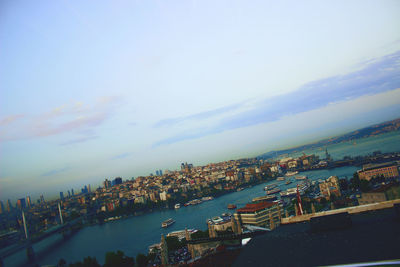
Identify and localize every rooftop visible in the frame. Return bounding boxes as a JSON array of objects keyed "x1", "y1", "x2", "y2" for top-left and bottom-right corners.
[
  {"x1": 362, "y1": 161, "x2": 397, "y2": 171},
  {"x1": 233, "y1": 206, "x2": 400, "y2": 267},
  {"x1": 236, "y1": 201, "x2": 276, "y2": 213}
]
